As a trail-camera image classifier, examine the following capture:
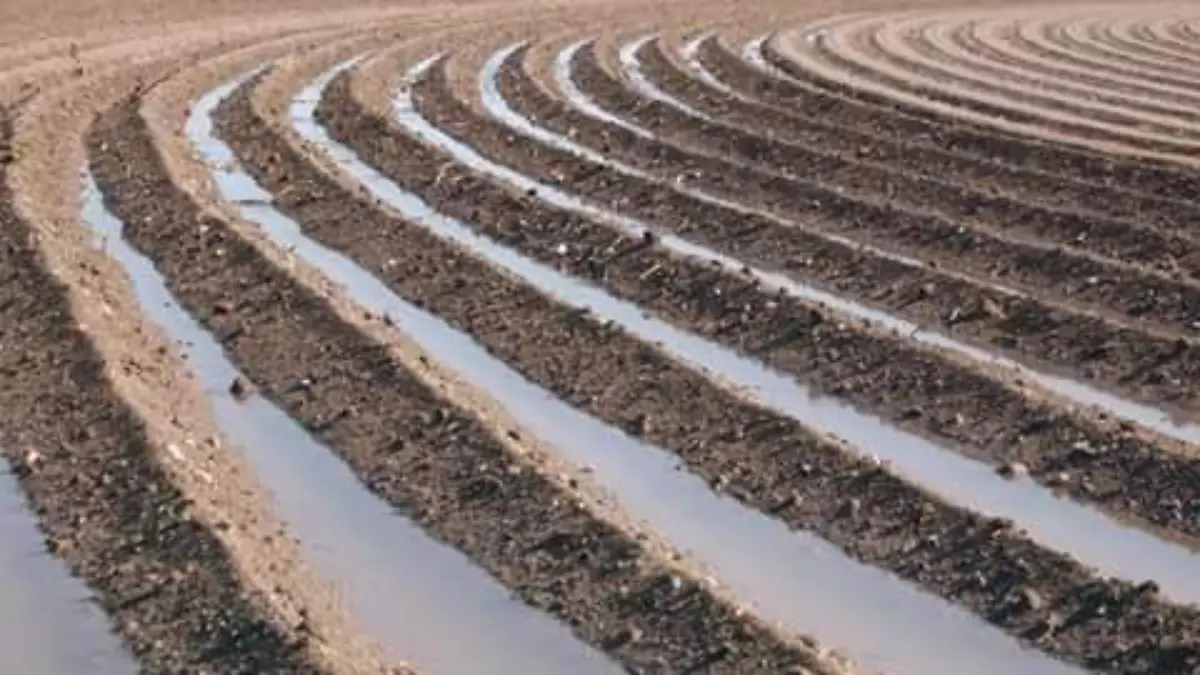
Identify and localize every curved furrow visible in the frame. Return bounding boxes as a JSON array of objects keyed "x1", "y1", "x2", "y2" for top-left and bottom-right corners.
[
  {"x1": 754, "y1": 31, "x2": 1200, "y2": 201},
  {"x1": 303, "y1": 48, "x2": 1200, "y2": 674},
  {"x1": 766, "y1": 19, "x2": 1200, "y2": 166},
  {"x1": 175, "y1": 27, "x2": 861, "y2": 674},
  {"x1": 938, "y1": 19, "x2": 1200, "y2": 120},
  {"x1": 1011, "y1": 18, "x2": 1200, "y2": 94},
  {"x1": 488, "y1": 38, "x2": 1200, "y2": 448},
  {"x1": 0, "y1": 25, "x2": 370, "y2": 675},
  {"x1": 621, "y1": 36, "x2": 1200, "y2": 285},
  {"x1": 1078, "y1": 18, "x2": 1200, "y2": 77},
  {"x1": 406, "y1": 41, "x2": 1200, "y2": 554},
  {"x1": 685, "y1": 36, "x2": 1200, "y2": 224},
  {"x1": 857, "y1": 16, "x2": 1200, "y2": 152},
  {"x1": 1140, "y1": 19, "x2": 1200, "y2": 62},
  {"x1": 13, "y1": 2, "x2": 1200, "y2": 672},
  {"x1": 113, "y1": 22, "x2": 682, "y2": 675},
  {"x1": 812, "y1": 15, "x2": 1200, "y2": 151},
  {"x1": 563, "y1": 42, "x2": 1200, "y2": 358}
]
